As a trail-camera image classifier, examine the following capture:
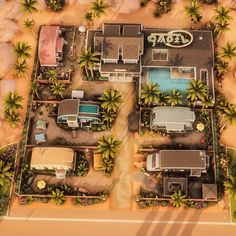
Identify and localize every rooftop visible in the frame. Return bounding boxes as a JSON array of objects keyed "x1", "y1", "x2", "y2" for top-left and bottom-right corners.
[
  {"x1": 30, "y1": 147, "x2": 75, "y2": 170},
  {"x1": 159, "y1": 150, "x2": 207, "y2": 169},
  {"x1": 38, "y1": 25, "x2": 61, "y2": 67},
  {"x1": 151, "y1": 106, "x2": 195, "y2": 131}
]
